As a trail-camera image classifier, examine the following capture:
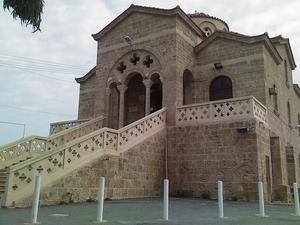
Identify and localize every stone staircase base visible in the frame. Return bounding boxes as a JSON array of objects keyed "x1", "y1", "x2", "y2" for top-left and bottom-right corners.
[{"x1": 14, "y1": 130, "x2": 166, "y2": 207}]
